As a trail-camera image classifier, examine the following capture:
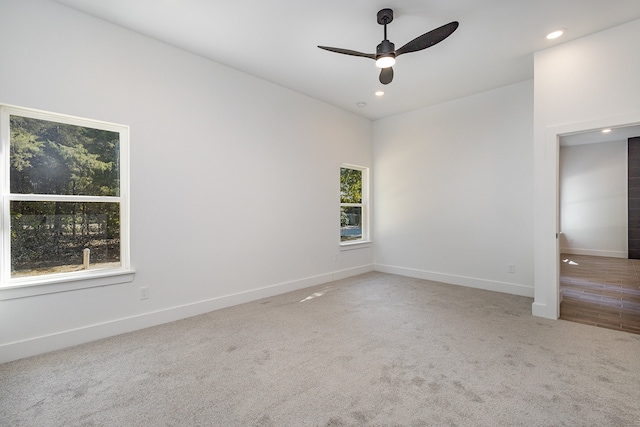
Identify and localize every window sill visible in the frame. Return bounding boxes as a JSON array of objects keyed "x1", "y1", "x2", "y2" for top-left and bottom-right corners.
[
  {"x1": 0, "y1": 269, "x2": 136, "y2": 300},
  {"x1": 340, "y1": 240, "x2": 373, "y2": 251}
]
